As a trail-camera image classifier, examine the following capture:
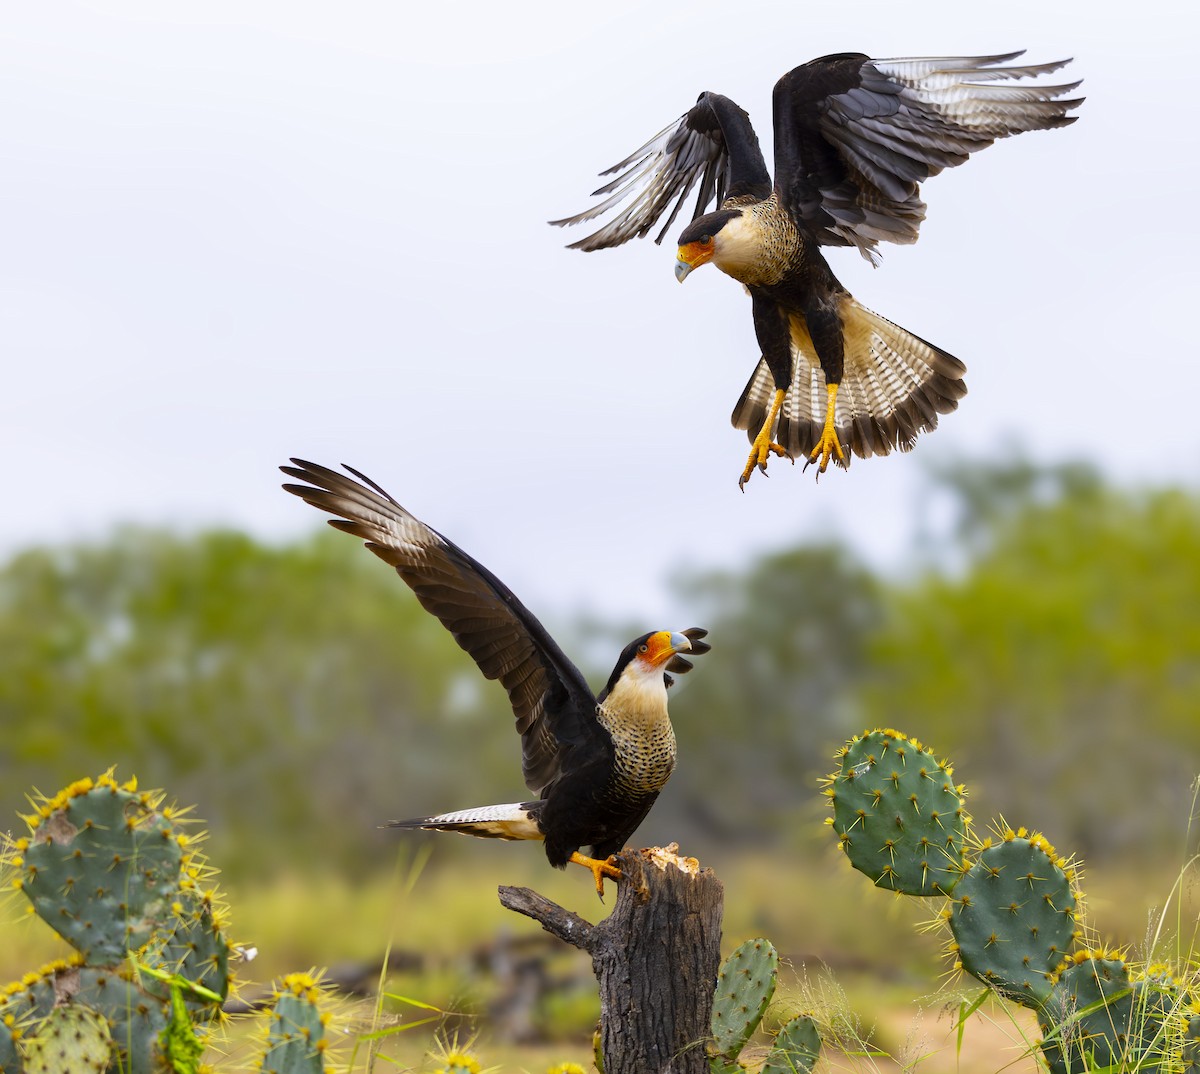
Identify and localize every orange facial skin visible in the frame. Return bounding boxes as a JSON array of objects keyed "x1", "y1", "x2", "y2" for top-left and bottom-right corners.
[
  {"x1": 638, "y1": 630, "x2": 690, "y2": 667},
  {"x1": 675, "y1": 239, "x2": 714, "y2": 281}
]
